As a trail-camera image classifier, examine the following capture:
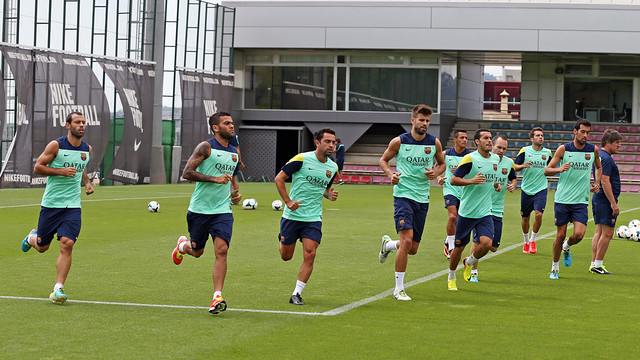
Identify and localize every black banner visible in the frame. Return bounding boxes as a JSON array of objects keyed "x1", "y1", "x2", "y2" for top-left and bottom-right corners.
[
  {"x1": 99, "y1": 60, "x2": 155, "y2": 184},
  {"x1": 0, "y1": 47, "x2": 111, "y2": 188},
  {"x1": 179, "y1": 70, "x2": 234, "y2": 175}
]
